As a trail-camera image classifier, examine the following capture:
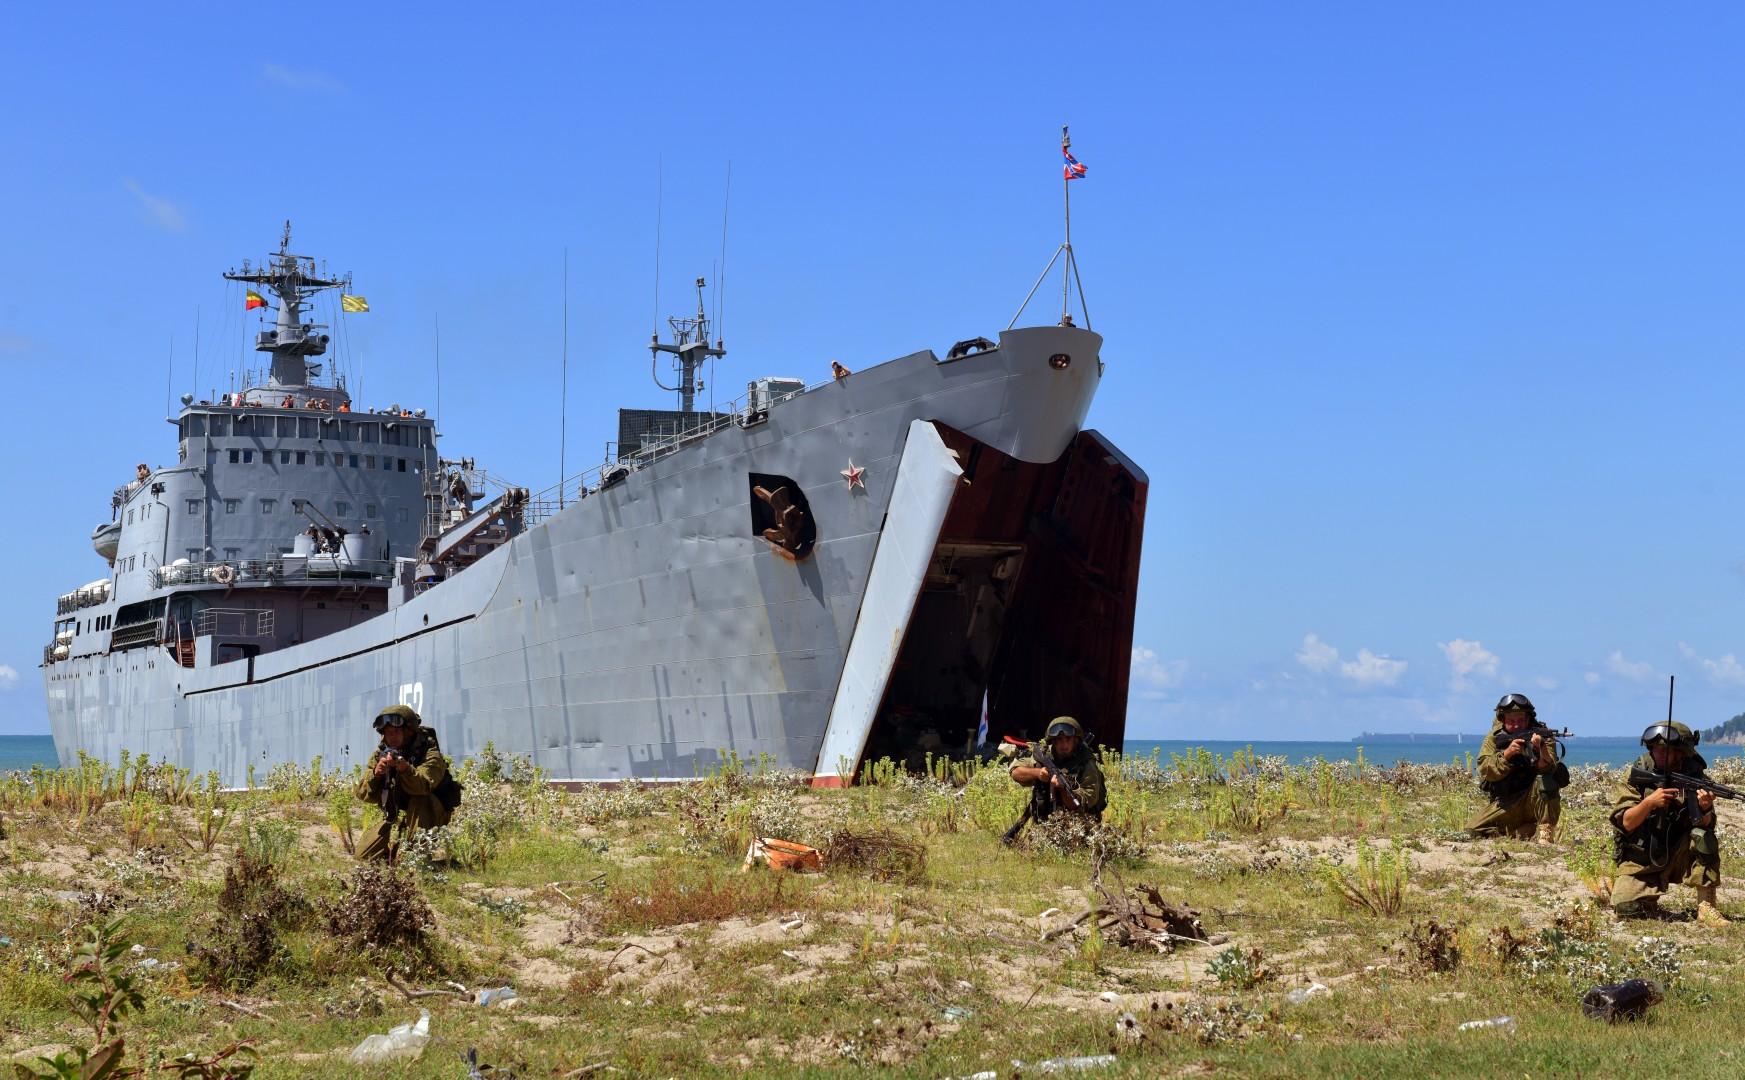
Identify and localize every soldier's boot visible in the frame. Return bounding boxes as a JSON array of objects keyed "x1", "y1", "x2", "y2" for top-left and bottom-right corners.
[
  {"x1": 1613, "y1": 895, "x2": 1662, "y2": 920},
  {"x1": 1536, "y1": 822, "x2": 1558, "y2": 846},
  {"x1": 1694, "y1": 886, "x2": 1733, "y2": 927}
]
